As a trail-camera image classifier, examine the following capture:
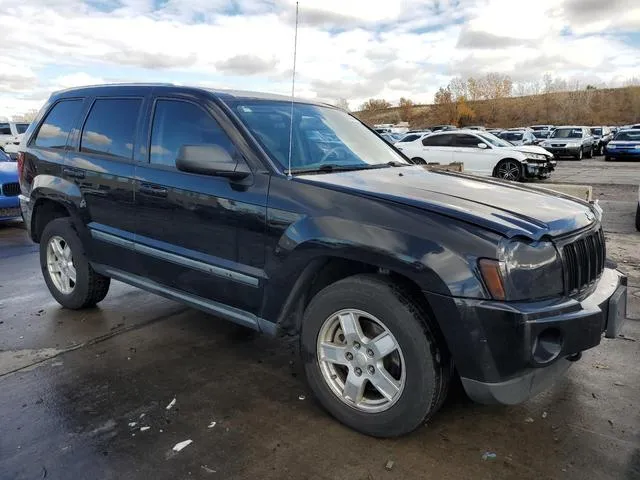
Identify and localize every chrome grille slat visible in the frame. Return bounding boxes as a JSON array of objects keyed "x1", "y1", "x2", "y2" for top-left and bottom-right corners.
[{"x1": 562, "y1": 228, "x2": 605, "y2": 294}]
